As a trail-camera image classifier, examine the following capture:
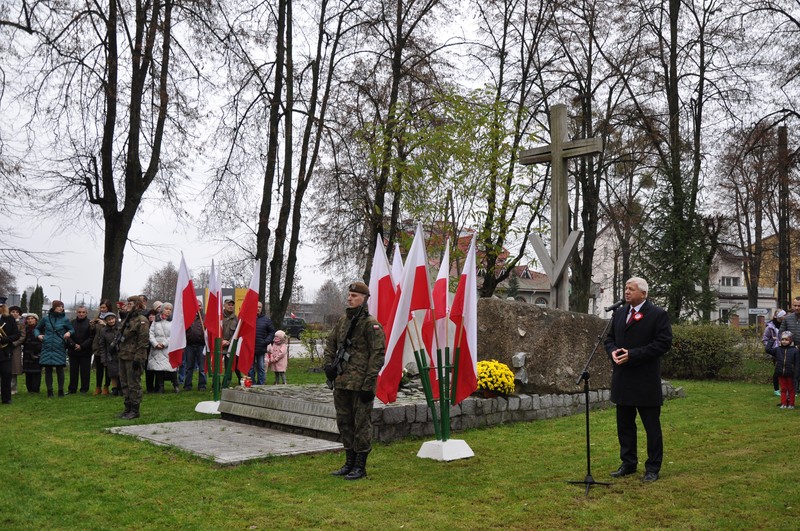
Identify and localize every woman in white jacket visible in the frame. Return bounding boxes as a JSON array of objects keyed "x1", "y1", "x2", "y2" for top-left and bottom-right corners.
[{"x1": 148, "y1": 303, "x2": 179, "y2": 393}]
